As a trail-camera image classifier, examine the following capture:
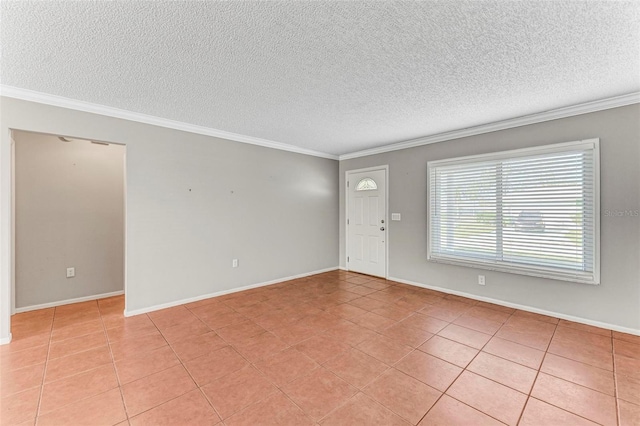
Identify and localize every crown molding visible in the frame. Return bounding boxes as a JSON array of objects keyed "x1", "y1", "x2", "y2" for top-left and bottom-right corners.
[
  {"x1": 339, "y1": 92, "x2": 640, "y2": 160},
  {"x1": 3, "y1": 85, "x2": 638, "y2": 162},
  {"x1": 0, "y1": 85, "x2": 338, "y2": 160}
]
